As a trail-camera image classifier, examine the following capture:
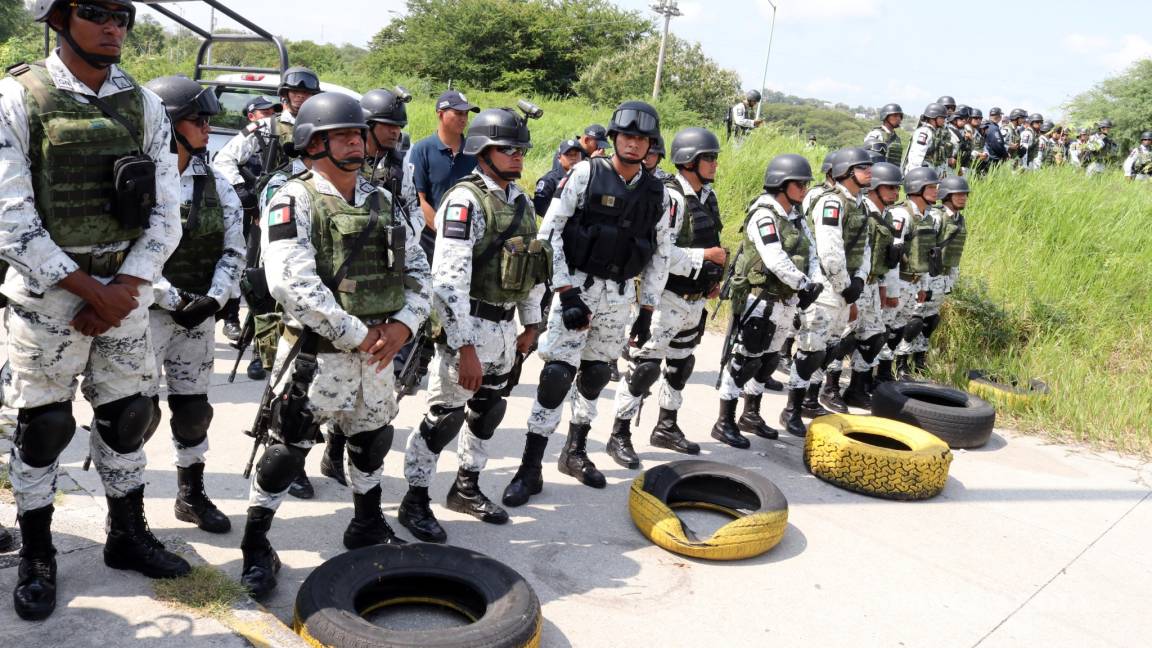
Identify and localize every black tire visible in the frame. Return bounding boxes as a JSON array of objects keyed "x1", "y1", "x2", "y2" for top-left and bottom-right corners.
[
  {"x1": 871, "y1": 381, "x2": 996, "y2": 449},
  {"x1": 293, "y1": 544, "x2": 541, "y2": 648}
]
